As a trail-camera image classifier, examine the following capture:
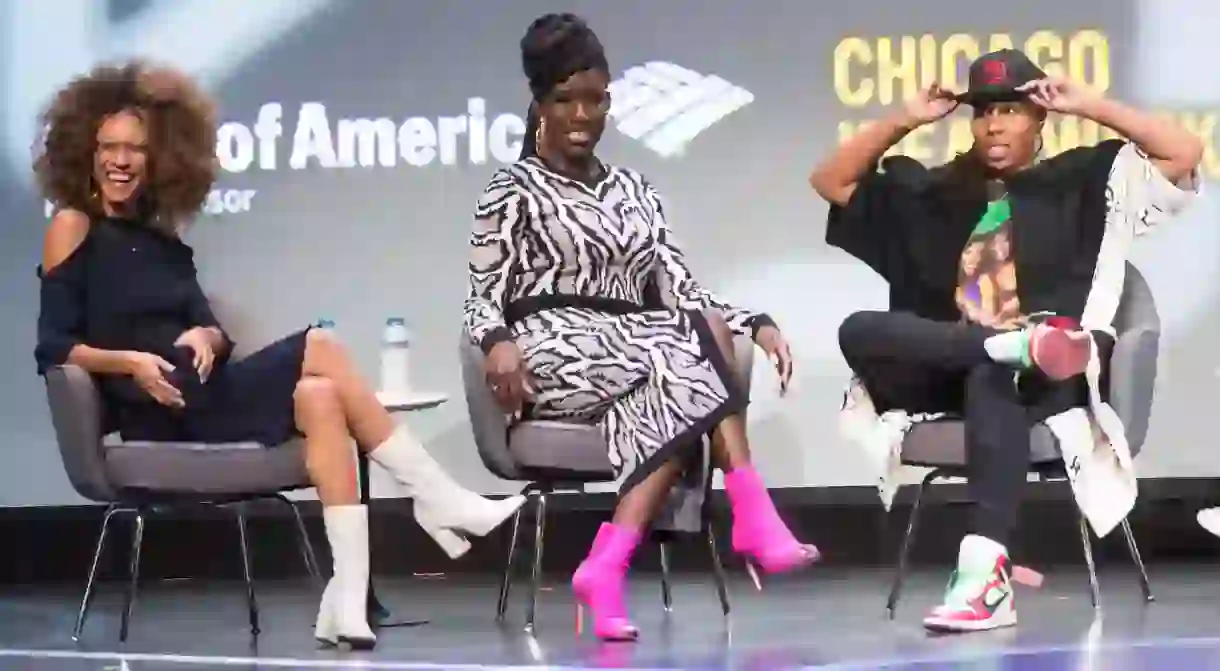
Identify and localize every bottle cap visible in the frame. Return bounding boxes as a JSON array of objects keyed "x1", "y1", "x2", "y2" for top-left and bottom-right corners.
[{"x1": 386, "y1": 317, "x2": 406, "y2": 327}]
